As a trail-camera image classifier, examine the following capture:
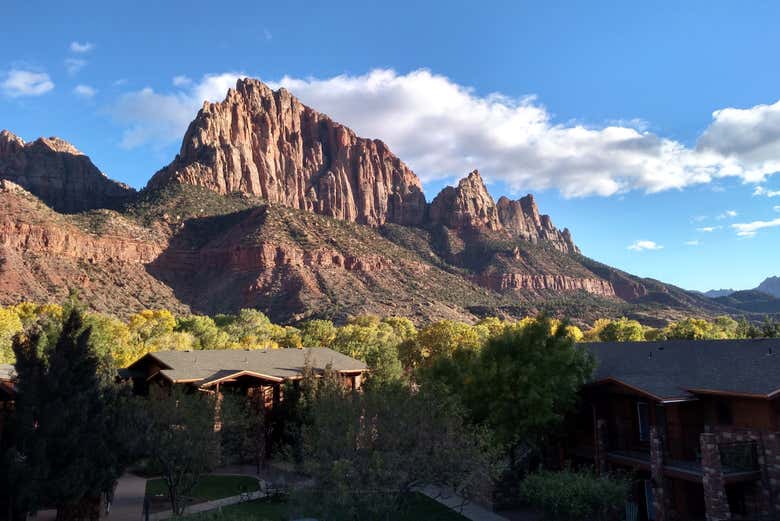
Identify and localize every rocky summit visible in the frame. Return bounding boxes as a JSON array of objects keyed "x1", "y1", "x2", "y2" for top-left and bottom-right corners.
[
  {"x1": 148, "y1": 78, "x2": 426, "y2": 227},
  {"x1": 0, "y1": 78, "x2": 750, "y2": 324},
  {"x1": 0, "y1": 130, "x2": 135, "y2": 213}
]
